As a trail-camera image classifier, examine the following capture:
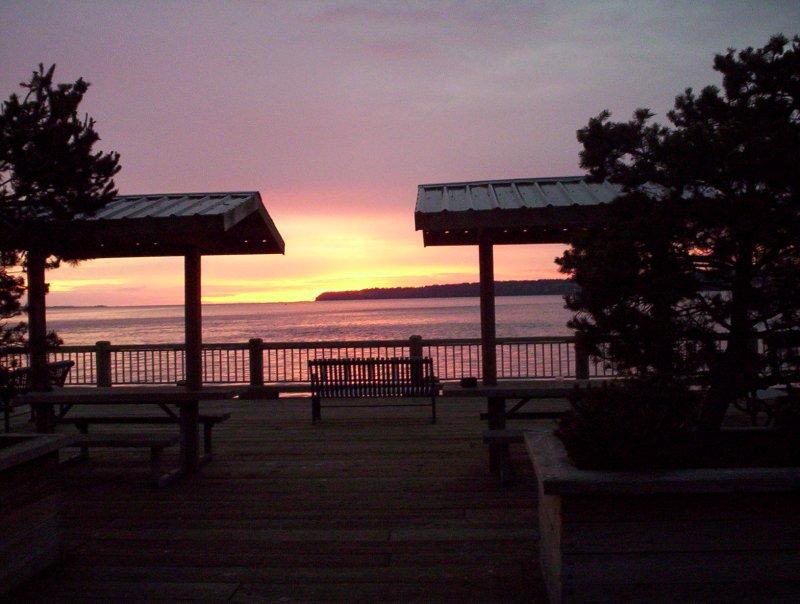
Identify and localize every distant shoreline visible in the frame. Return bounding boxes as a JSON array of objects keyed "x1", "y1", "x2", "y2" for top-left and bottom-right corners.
[
  {"x1": 50, "y1": 305, "x2": 108, "y2": 309},
  {"x1": 47, "y1": 285, "x2": 576, "y2": 308},
  {"x1": 315, "y1": 279, "x2": 577, "y2": 302}
]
